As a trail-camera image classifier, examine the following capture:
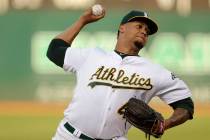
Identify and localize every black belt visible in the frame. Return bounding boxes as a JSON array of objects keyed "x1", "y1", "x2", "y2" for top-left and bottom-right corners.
[
  {"x1": 64, "y1": 122, "x2": 112, "y2": 140},
  {"x1": 64, "y1": 122, "x2": 94, "y2": 140}
]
